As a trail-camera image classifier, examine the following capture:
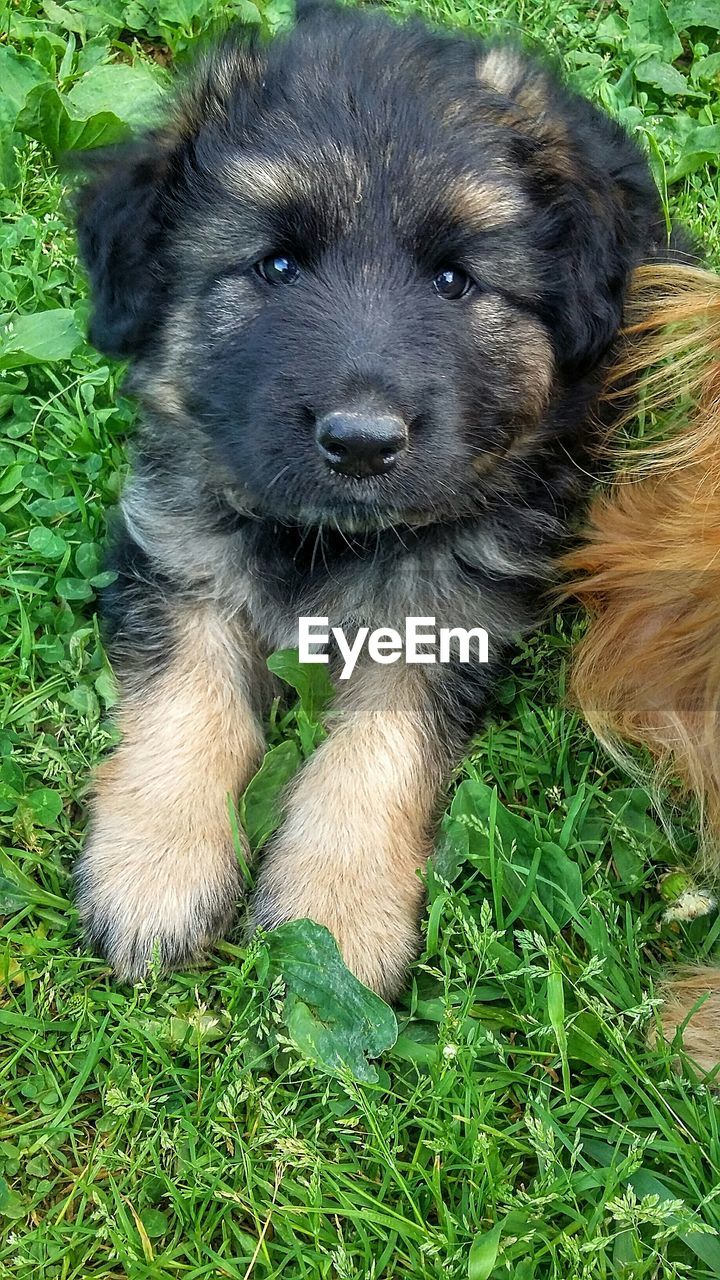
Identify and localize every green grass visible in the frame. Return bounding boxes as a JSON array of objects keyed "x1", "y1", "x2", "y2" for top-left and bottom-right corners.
[{"x1": 1, "y1": 1, "x2": 720, "y2": 1275}]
